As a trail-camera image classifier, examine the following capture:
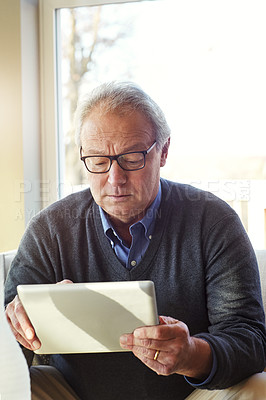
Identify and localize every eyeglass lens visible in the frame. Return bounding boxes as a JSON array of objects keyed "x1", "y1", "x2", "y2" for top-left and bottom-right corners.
[{"x1": 85, "y1": 152, "x2": 145, "y2": 173}]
